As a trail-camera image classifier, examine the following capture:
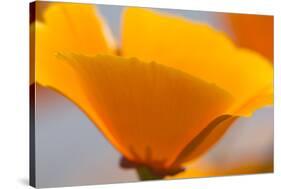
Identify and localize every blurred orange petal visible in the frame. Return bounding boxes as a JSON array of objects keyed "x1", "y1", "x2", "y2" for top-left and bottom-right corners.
[
  {"x1": 40, "y1": 2, "x2": 116, "y2": 53},
  {"x1": 32, "y1": 2, "x2": 116, "y2": 128},
  {"x1": 224, "y1": 14, "x2": 273, "y2": 62}
]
